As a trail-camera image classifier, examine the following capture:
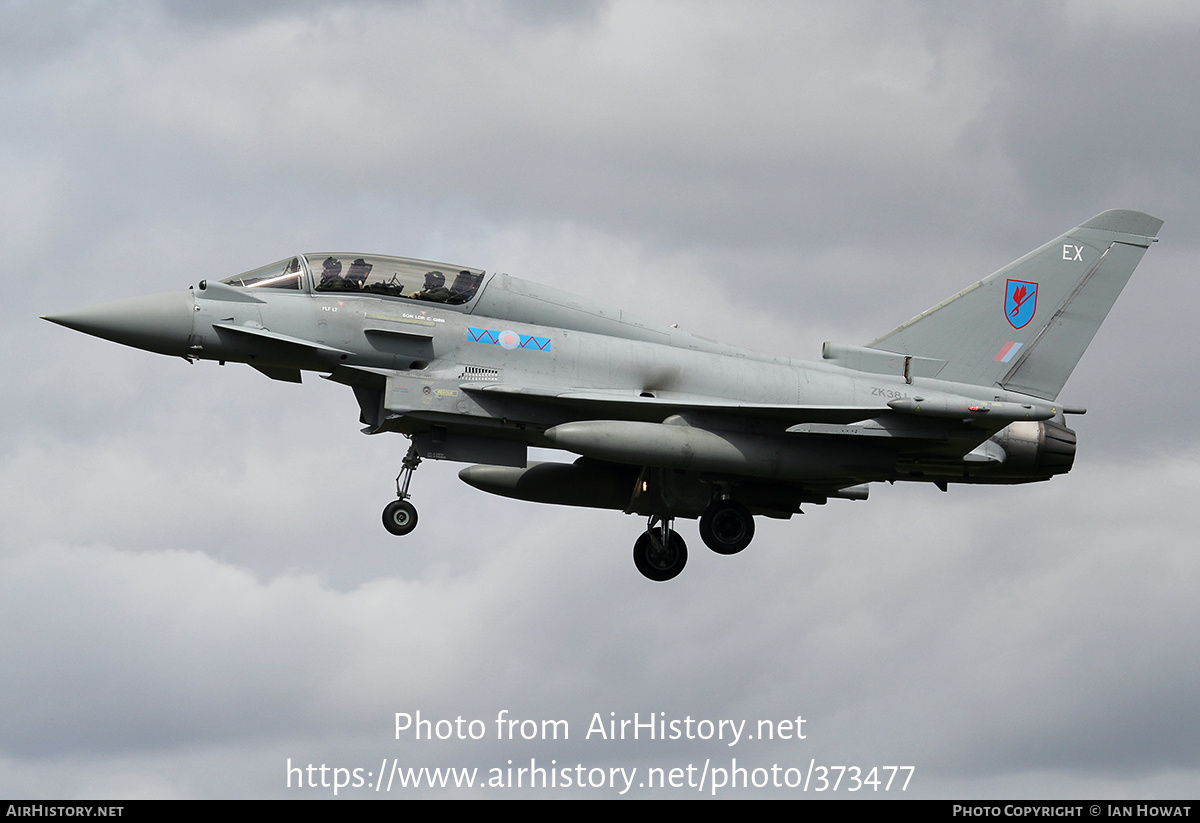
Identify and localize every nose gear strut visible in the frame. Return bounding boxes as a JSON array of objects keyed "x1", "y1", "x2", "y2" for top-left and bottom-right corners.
[{"x1": 382, "y1": 440, "x2": 422, "y2": 536}]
